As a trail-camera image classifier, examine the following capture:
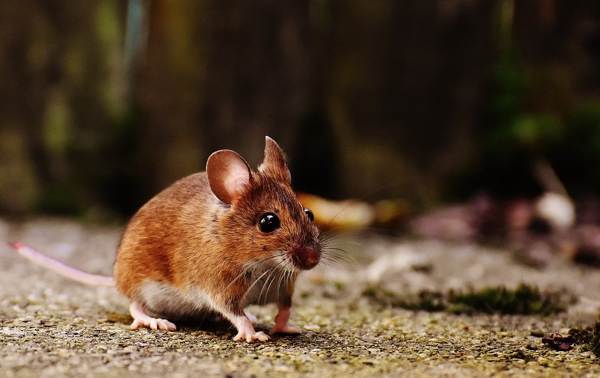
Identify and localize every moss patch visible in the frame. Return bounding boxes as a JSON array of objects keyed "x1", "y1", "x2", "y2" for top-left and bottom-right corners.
[
  {"x1": 579, "y1": 322, "x2": 600, "y2": 357},
  {"x1": 363, "y1": 284, "x2": 573, "y2": 315},
  {"x1": 590, "y1": 322, "x2": 600, "y2": 357}
]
